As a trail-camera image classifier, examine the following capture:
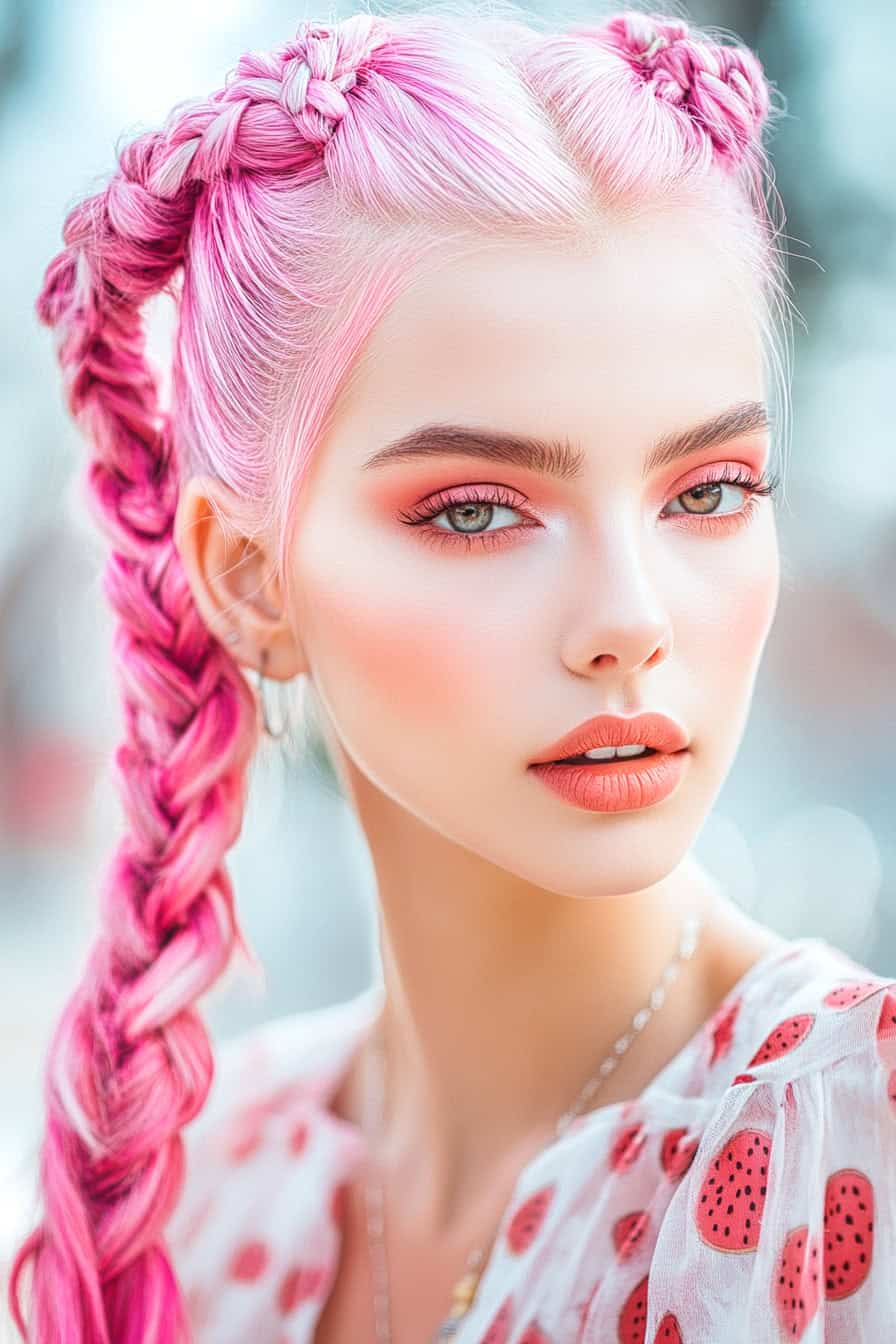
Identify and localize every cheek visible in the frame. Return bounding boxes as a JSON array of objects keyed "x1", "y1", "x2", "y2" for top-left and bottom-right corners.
[
  {"x1": 701, "y1": 542, "x2": 780, "y2": 694},
  {"x1": 734, "y1": 571, "x2": 779, "y2": 650},
  {"x1": 732, "y1": 537, "x2": 780, "y2": 653},
  {"x1": 293, "y1": 557, "x2": 504, "y2": 733}
]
